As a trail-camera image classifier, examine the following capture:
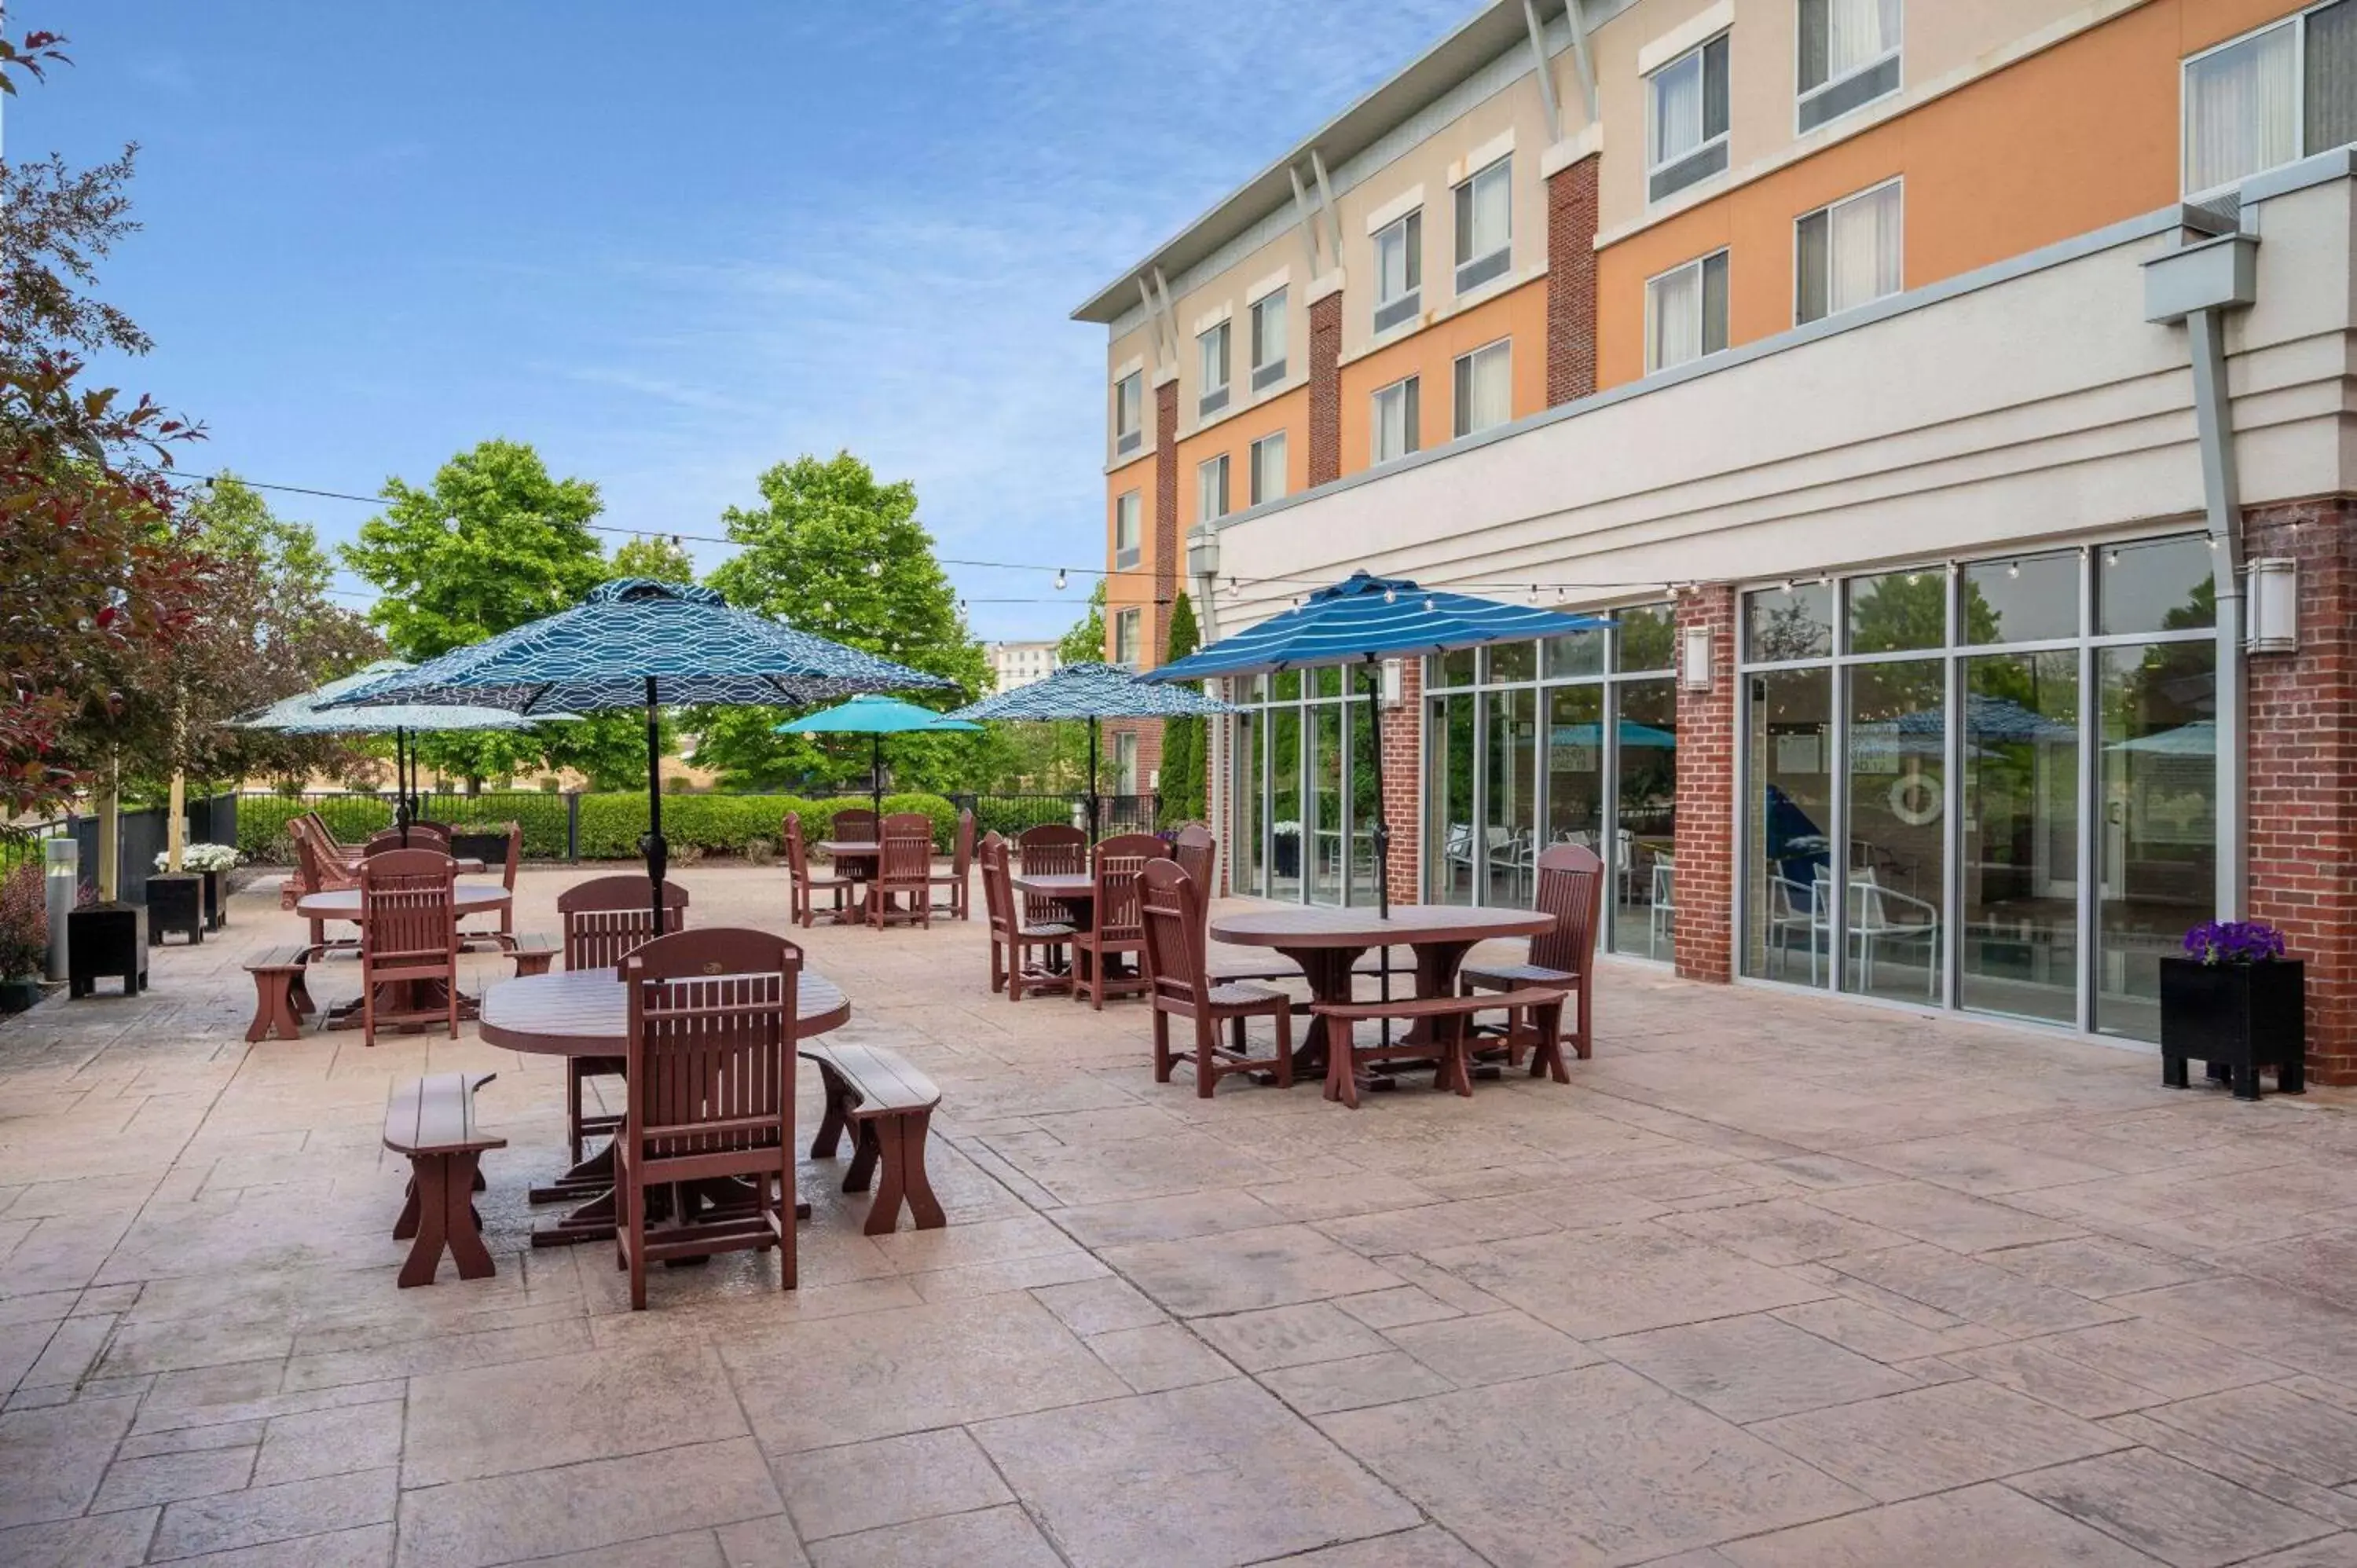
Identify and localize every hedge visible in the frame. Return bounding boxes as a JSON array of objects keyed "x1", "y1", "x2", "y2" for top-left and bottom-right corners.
[{"x1": 974, "y1": 795, "x2": 1077, "y2": 838}]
